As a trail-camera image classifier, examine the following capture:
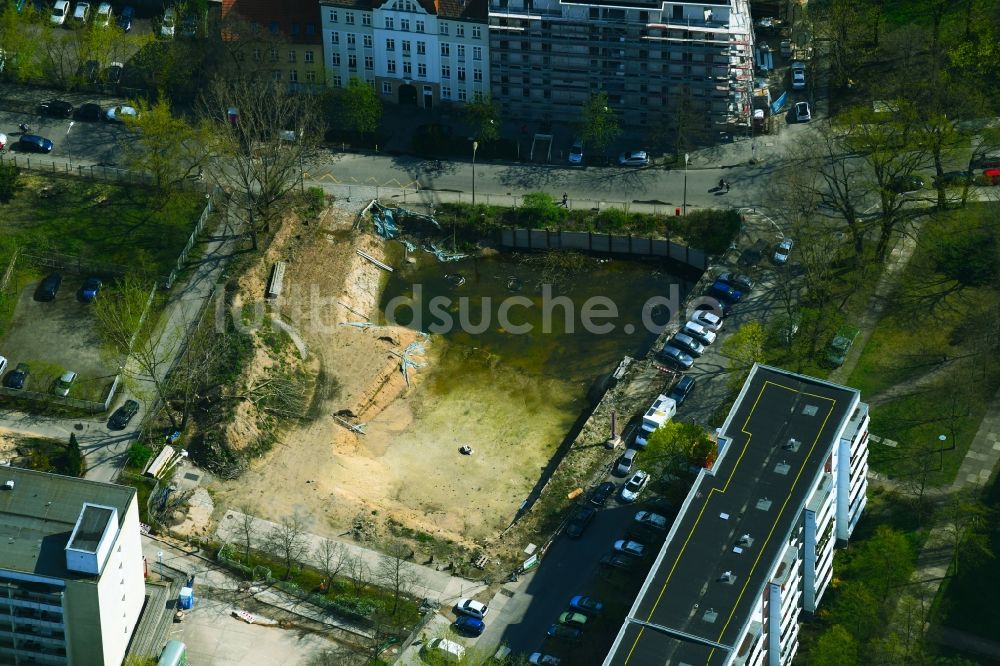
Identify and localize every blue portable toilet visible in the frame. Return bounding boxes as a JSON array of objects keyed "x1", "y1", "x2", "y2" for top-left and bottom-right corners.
[{"x1": 178, "y1": 576, "x2": 196, "y2": 610}]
